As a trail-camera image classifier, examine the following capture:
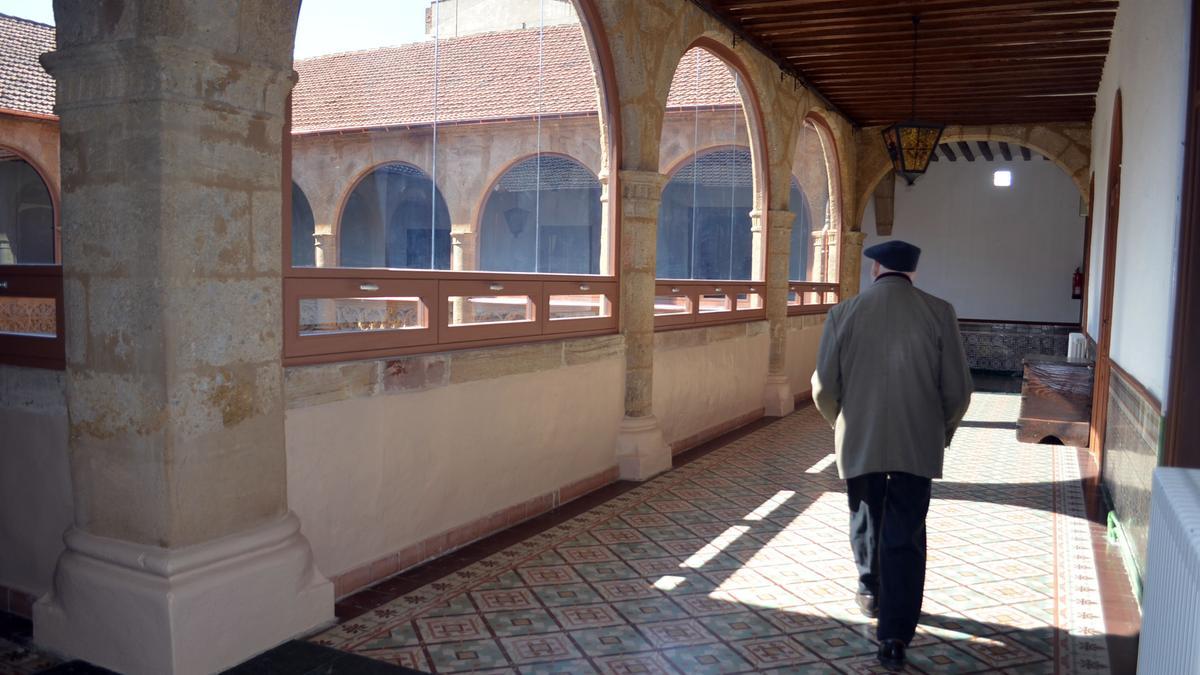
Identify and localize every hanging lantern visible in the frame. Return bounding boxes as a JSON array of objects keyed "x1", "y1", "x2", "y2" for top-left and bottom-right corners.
[
  {"x1": 882, "y1": 122, "x2": 944, "y2": 185},
  {"x1": 881, "y1": 16, "x2": 945, "y2": 186}
]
